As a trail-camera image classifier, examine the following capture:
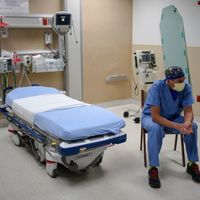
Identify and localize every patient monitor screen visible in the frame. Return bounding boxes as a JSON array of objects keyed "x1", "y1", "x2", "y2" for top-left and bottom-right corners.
[
  {"x1": 56, "y1": 14, "x2": 71, "y2": 26},
  {"x1": 141, "y1": 53, "x2": 151, "y2": 63}
]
